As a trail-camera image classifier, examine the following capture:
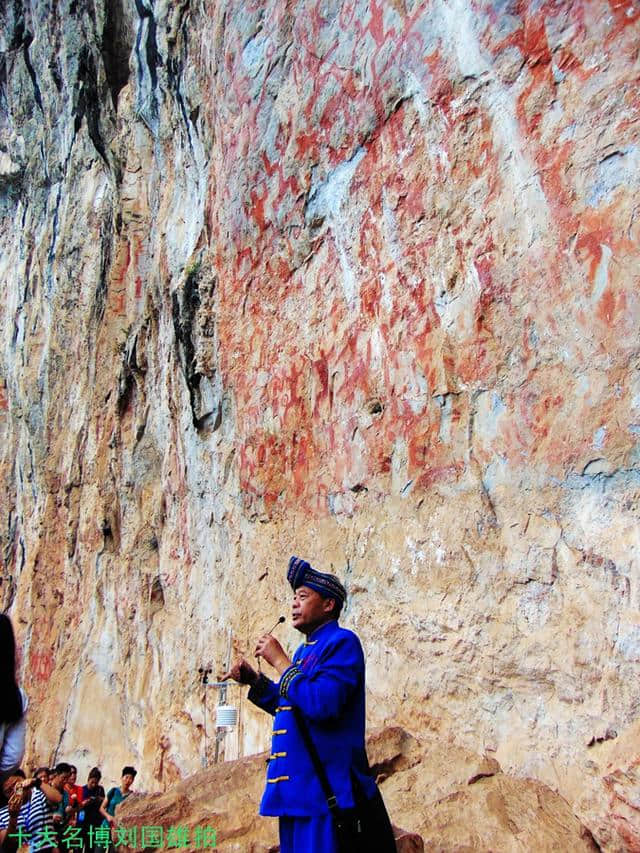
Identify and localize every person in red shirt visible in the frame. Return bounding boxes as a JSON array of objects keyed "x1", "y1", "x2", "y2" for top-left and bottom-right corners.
[{"x1": 64, "y1": 766, "x2": 83, "y2": 826}]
